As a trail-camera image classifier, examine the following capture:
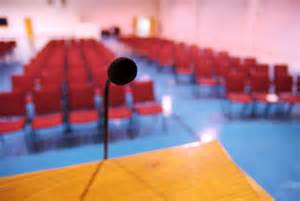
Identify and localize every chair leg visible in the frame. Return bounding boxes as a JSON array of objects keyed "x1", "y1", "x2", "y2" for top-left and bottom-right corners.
[
  {"x1": 0, "y1": 135, "x2": 4, "y2": 144},
  {"x1": 250, "y1": 102, "x2": 257, "y2": 118},
  {"x1": 264, "y1": 104, "x2": 271, "y2": 118},
  {"x1": 64, "y1": 123, "x2": 72, "y2": 134},
  {"x1": 175, "y1": 74, "x2": 179, "y2": 84},
  {"x1": 241, "y1": 103, "x2": 249, "y2": 118},
  {"x1": 286, "y1": 103, "x2": 294, "y2": 116},
  {"x1": 161, "y1": 115, "x2": 167, "y2": 132},
  {"x1": 221, "y1": 100, "x2": 229, "y2": 117},
  {"x1": 214, "y1": 86, "x2": 219, "y2": 98},
  {"x1": 227, "y1": 101, "x2": 232, "y2": 119},
  {"x1": 127, "y1": 116, "x2": 136, "y2": 136},
  {"x1": 97, "y1": 120, "x2": 103, "y2": 134},
  {"x1": 193, "y1": 85, "x2": 198, "y2": 98}
]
